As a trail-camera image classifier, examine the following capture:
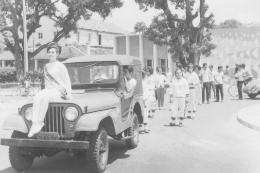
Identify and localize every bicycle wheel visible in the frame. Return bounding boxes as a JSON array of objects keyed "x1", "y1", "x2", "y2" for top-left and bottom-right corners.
[
  {"x1": 12, "y1": 87, "x2": 21, "y2": 96},
  {"x1": 228, "y1": 84, "x2": 238, "y2": 97}
]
